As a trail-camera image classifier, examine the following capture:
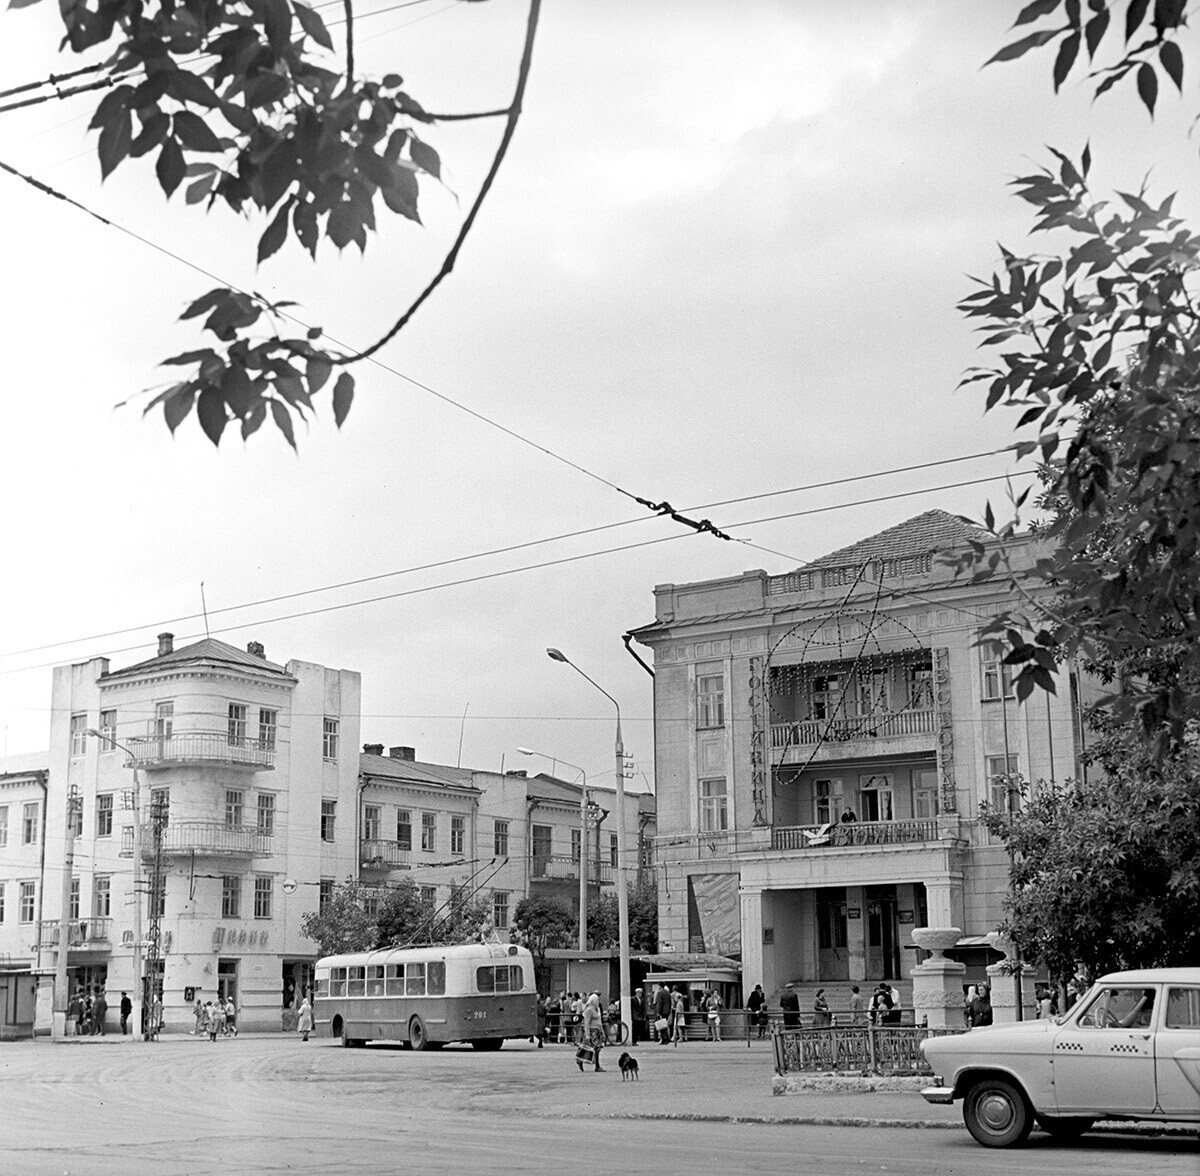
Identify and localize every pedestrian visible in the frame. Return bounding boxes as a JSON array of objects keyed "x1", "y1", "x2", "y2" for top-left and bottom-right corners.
[
  {"x1": 83, "y1": 990, "x2": 95, "y2": 1035},
  {"x1": 205, "y1": 1002, "x2": 219, "y2": 1042},
  {"x1": 653, "y1": 983, "x2": 672, "y2": 1043},
  {"x1": 192, "y1": 998, "x2": 205, "y2": 1036},
  {"x1": 557, "y1": 992, "x2": 570, "y2": 1043},
  {"x1": 213, "y1": 997, "x2": 227, "y2": 1037},
  {"x1": 297, "y1": 996, "x2": 313, "y2": 1042},
  {"x1": 813, "y1": 988, "x2": 831, "y2": 1028},
  {"x1": 630, "y1": 988, "x2": 645, "y2": 1045},
  {"x1": 704, "y1": 989, "x2": 723, "y2": 1041},
  {"x1": 577, "y1": 992, "x2": 606, "y2": 1073},
  {"x1": 963, "y1": 984, "x2": 978, "y2": 1026},
  {"x1": 534, "y1": 993, "x2": 546, "y2": 1048},
  {"x1": 69, "y1": 990, "x2": 85, "y2": 1036},
  {"x1": 968, "y1": 984, "x2": 993, "y2": 1027},
  {"x1": 670, "y1": 986, "x2": 686, "y2": 1044},
  {"x1": 780, "y1": 982, "x2": 800, "y2": 1029},
  {"x1": 570, "y1": 992, "x2": 585, "y2": 1043},
  {"x1": 119, "y1": 991, "x2": 132, "y2": 1035},
  {"x1": 150, "y1": 993, "x2": 163, "y2": 1040},
  {"x1": 848, "y1": 985, "x2": 865, "y2": 1024},
  {"x1": 870, "y1": 984, "x2": 893, "y2": 1026},
  {"x1": 93, "y1": 990, "x2": 108, "y2": 1036},
  {"x1": 746, "y1": 984, "x2": 766, "y2": 1039},
  {"x1": 225, "y1": 996, "x2": 238, "y2": 1037}
]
